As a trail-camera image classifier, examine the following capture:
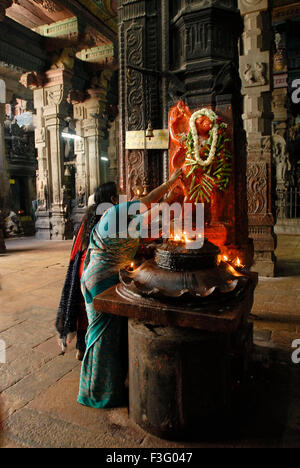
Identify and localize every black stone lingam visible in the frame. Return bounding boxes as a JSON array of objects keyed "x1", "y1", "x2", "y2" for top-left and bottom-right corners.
[{"x1": 118, "y1": 238, "x2": 249, "y2": 305}]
